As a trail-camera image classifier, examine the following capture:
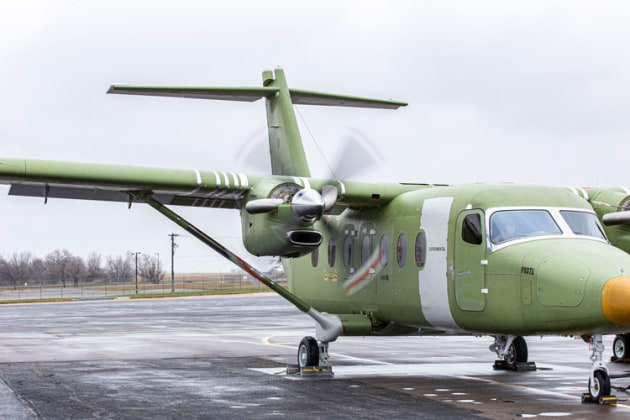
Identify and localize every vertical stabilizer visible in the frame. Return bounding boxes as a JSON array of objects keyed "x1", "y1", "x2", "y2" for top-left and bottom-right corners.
[{"x1": 262, "y1": 69, "x2": 311, "y2": 177}]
